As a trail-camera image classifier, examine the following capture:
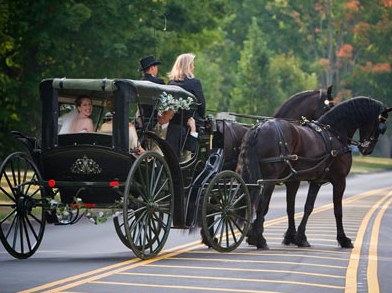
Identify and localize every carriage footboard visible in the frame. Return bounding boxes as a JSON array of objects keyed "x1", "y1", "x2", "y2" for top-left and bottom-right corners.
[{"x1": 185, "y1": 148, "x2": 224, "y2": 227}]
